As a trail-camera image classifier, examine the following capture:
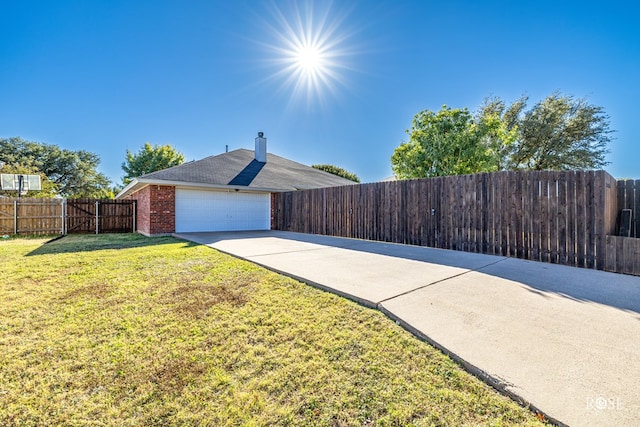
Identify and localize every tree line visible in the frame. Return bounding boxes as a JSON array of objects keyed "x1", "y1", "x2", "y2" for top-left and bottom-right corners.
[
  {"x1": 391, "y1": 92, "x2": 612, "y2": 179},
  {"x1": 0, "y1": 137, "x2": 112, "y2": 198},
  {"x1": 0, "y1": 139, "x2": 185, "y2": 198}
]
